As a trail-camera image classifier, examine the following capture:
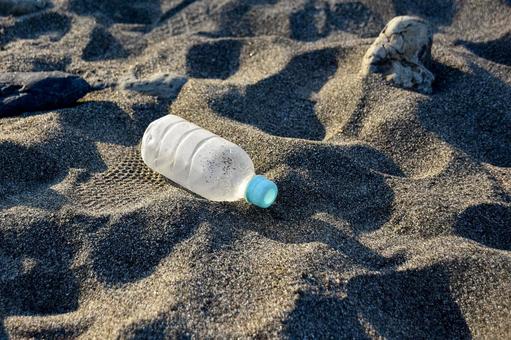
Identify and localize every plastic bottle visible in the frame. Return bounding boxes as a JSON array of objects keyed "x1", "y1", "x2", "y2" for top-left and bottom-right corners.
[{"x1": 141, "y1": 115, "x2": 278, "y2": 208}]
